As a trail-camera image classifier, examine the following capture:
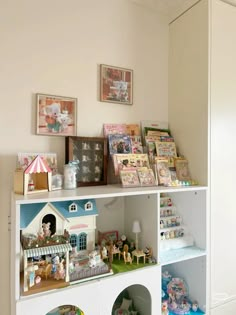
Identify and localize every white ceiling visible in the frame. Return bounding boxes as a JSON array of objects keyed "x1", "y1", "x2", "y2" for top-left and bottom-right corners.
[{"x1": 129, "y1": 0, "x2": 200, "y2": 21}]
